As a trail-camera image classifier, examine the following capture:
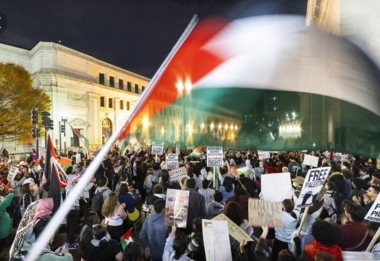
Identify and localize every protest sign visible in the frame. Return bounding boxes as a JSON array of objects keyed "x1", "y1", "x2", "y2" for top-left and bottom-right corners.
[
  {"x1": 303, "y1": 154, "x2": 319, "y2": 167},
  {"x1": 202, "y1": 219, "x2": 232, "y2": 261},
  {"x1": 166, "y1": 153, "x2": 179, "y2": 170},
  {"x1": 151, "y1": 141, "x2": 164, "y2": 155},
  {"x1": 168, "y1": 167, "x2": 187, "y2": 181},
  {"x1": 207, "y1": 146, "x2": 223, "y2": 167},
  {"x1": 342, "y1": 251, "x2": 374, "y2": 261},
  {"x1": 257, "y1": 151, "x2": 270, "y2": 160},
  {"x1": 213, "y1": 214, "x2": 253, "y2": 242},
  {"x1": 248, "y1": 199, "x2": 283, "y2": 227},
  {"x1": 9, "y1": 200, "x2": 39, "y2": 260},
  {"x1": 365, "y1": 196, "x2": 380, "y2": 222},
  {"x1": 295, "y1": 167, "x2": 331, "y2": 208},
  {"x1": 7, "y1": 166, "x2": 19, "y2": 182},
  {"x1": 261, "y1": 172, "x2": 292, "y2": 202},
  {"x1": 164, "y1": 189, "x2": 189, "y2": 228}
]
